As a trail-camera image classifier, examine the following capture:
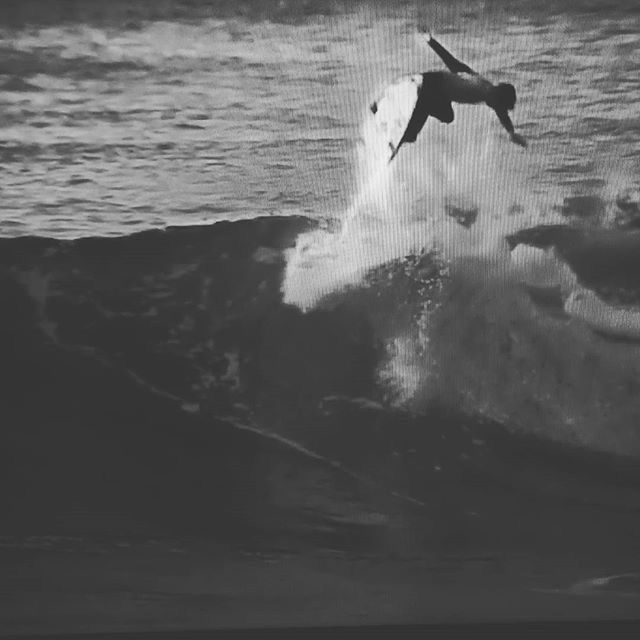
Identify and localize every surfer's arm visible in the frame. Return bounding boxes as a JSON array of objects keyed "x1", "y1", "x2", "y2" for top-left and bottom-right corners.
[
  {"x1": 494, "y1": 108, "x2": 527, "y2": 147},
  {"x1": 425, "y1": 34, "x2": 475, "y2": 74}
]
